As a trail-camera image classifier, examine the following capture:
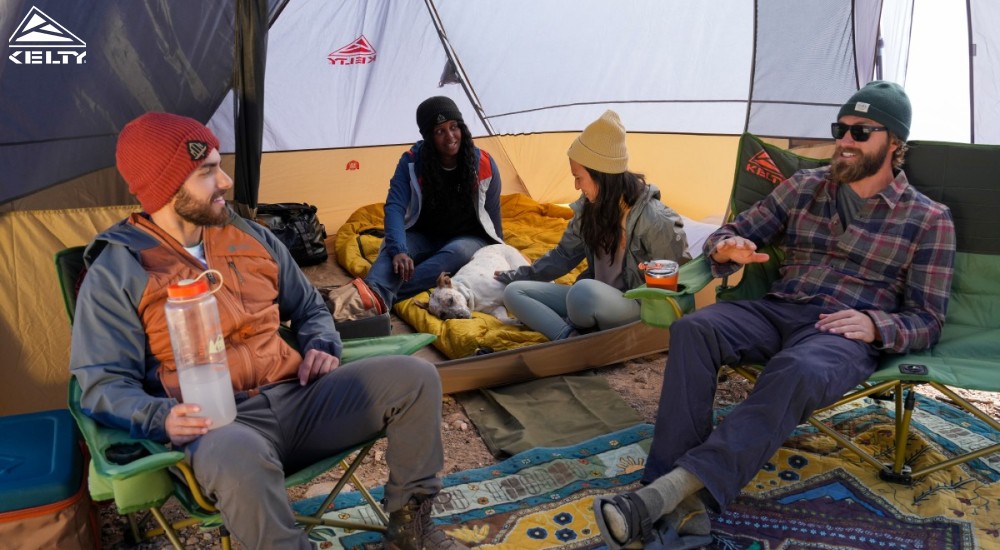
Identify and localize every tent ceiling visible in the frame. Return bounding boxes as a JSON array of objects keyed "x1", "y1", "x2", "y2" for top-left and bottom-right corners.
[{"x1": 1, "y1": 0, "x2": 997, "y2": 206}]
